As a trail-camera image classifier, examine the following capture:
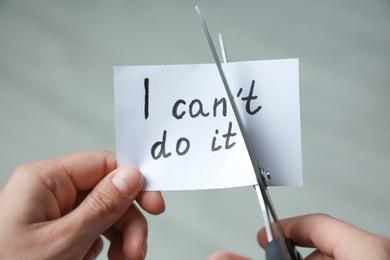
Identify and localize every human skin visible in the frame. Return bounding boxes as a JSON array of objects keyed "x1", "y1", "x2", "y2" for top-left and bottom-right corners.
[
  {"x1": 0, "y1": 150, "x2": 165, "y2": 260},
  {"x1": 209, "y1": 214, "x2": 390, "y2": 260}
]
